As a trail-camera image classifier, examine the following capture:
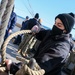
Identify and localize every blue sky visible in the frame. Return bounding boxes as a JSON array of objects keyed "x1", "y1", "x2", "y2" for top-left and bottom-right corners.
[
  {"x1": 14, "y1": 0, "x2": 75, "y2": 27},
  {"x1": 0, "y1": 0, "x2": 75, "y2": 37},
  {"x1": 14, "y1": 0, "x2": 75, "y2": 37}
]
